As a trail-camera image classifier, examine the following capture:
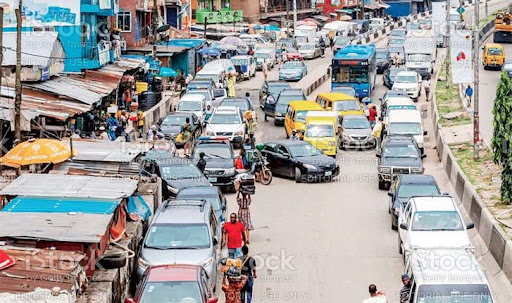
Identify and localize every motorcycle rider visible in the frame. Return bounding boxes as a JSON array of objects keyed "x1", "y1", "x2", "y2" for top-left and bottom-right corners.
[{"x1": 248, "y1": 144, "x2": 264, "y2": 175}]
